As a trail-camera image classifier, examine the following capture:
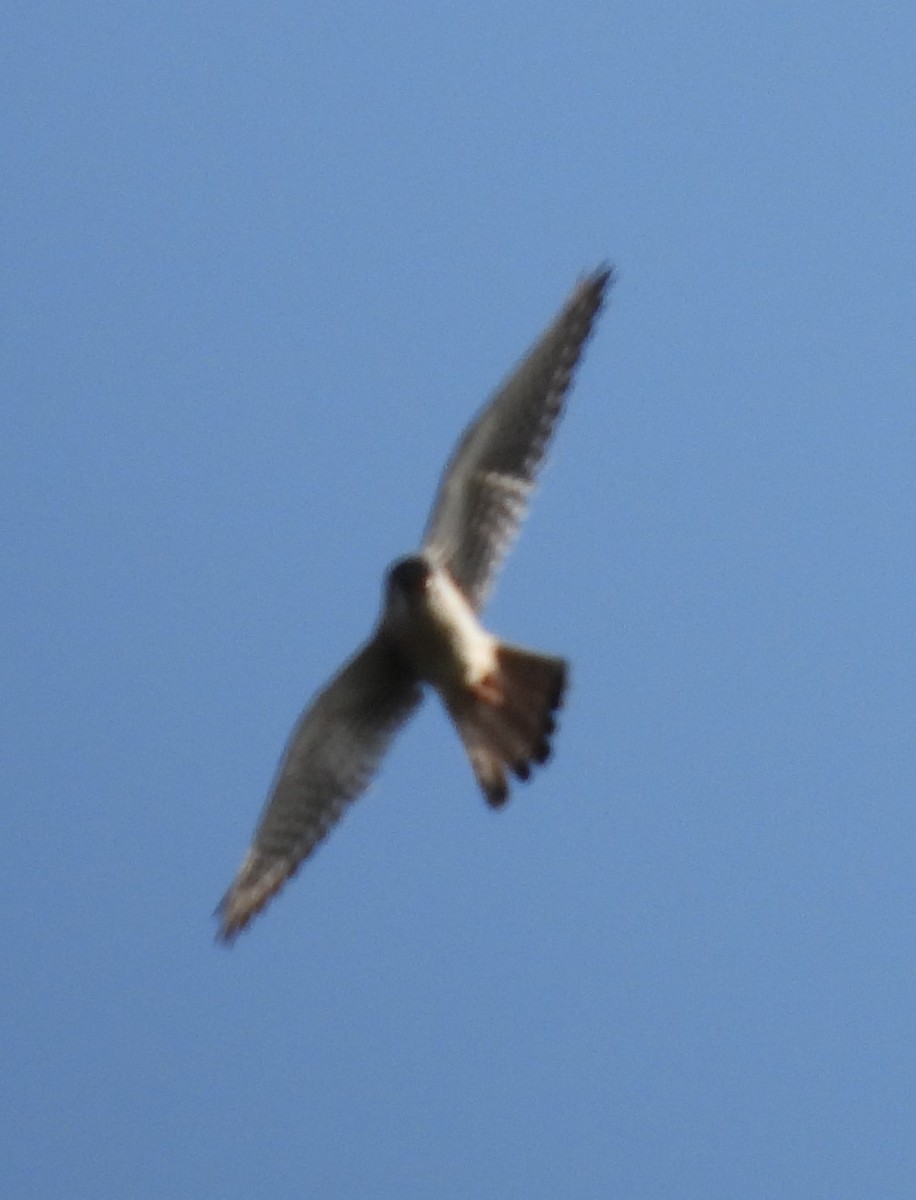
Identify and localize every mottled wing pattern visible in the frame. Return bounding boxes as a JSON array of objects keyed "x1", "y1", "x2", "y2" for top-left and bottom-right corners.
[
  {"x1": 422, "y1": 266, "x2": 613, "y2": 609},
  {"x1": 215, "y1": 636, "x2": 422, "y2": 942}
]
